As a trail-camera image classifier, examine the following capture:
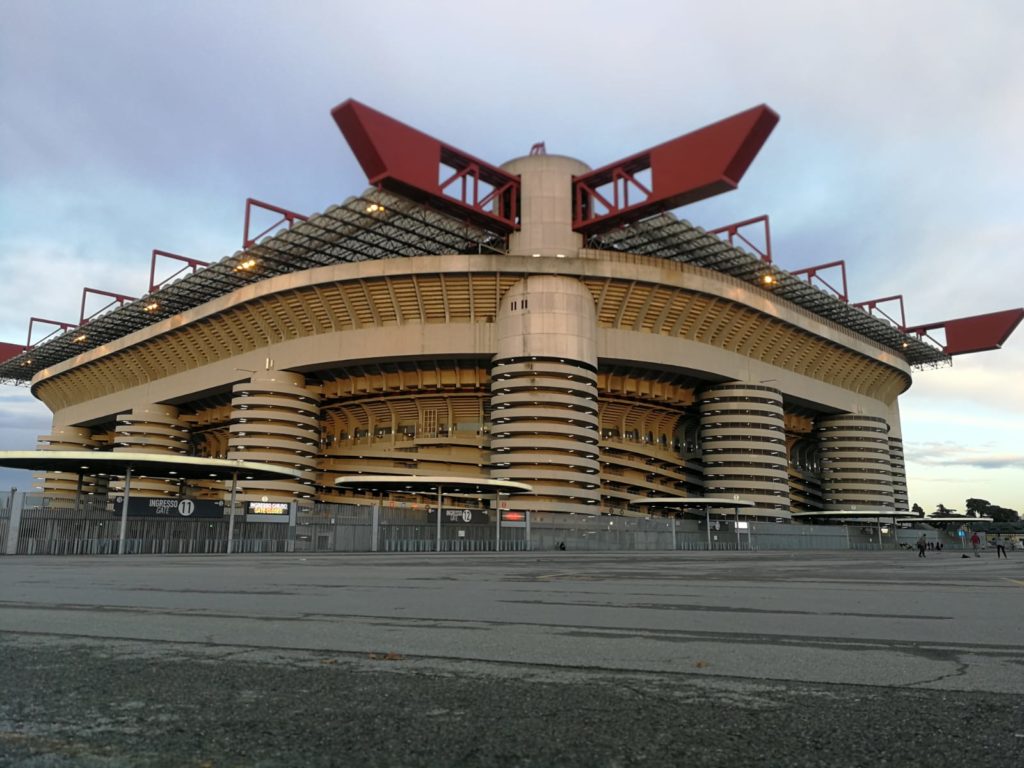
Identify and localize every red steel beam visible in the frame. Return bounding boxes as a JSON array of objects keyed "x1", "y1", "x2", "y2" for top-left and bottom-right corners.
[
  {"x1": 708, "y1": 214, "x2": 772, "y2": 263},
  {"x1": 331, "y1": 99, "x2": 520, "y2": 234},
  {"x1": 80, "y1": 288, "x2": 136, "y2": 326},
  {"x1": 572, "y1": 105, "x2": 779, "y2": 235},
  {"x1": 150, "y1": 249, "x2": 209, "y2": 292},
  {"x1": 27, "y1": 317, "x2": 77, "y2": 349},
  {"x1": 243, "y1": 198, "x2": 308, "y2": 249},
  {"x1": 854, "y1": 295, "x2": 906, "y2": 330},
  {"x1": 791, "y1": 260, "x2": 848, "y2": 302},
  {"x1": 905, "y1": 308, "x2": 1024, "y2": 356},
  {"x1": 0, "y1": 341, "x2": 26, "y2": 363}
]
